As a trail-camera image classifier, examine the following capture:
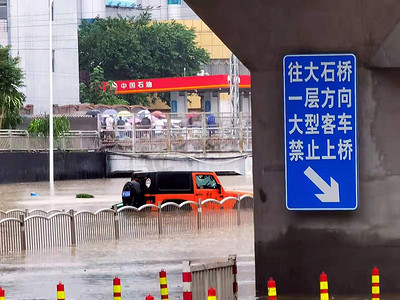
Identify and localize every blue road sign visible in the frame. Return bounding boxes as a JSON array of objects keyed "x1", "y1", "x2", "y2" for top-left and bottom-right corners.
[{"x1": 283, "y1": 54, "x2": 358, "y2": 210}]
